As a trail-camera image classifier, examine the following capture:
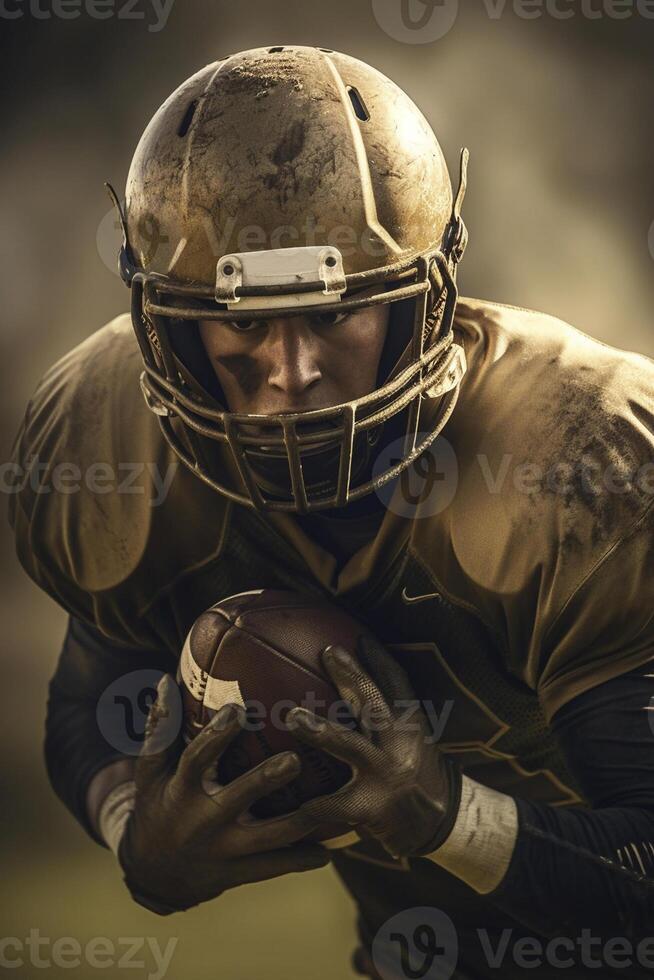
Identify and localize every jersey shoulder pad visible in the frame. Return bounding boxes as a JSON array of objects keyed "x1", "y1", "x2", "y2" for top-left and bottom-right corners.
[{"x1": 10, "y1": 314, "x2": 229, "y2": 643}]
